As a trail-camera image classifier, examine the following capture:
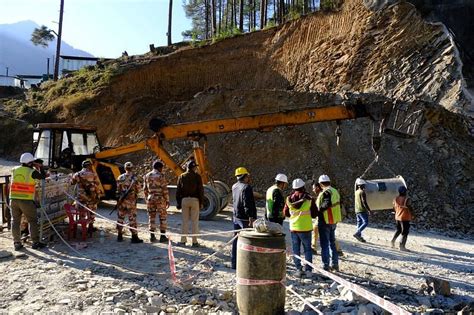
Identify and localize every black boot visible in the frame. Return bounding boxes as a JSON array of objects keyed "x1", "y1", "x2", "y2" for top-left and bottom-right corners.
[
  {"x1": 159, "y1": 230, "x2": 168, "y2": 243},
  {"x1": 399, "y1": 235, "x2": 409, "y2": 252},
  {"x1": 117, "y1": 233, "x2": 123, "y2": 242},
  {"x1": 32, "y1": 242, "x2": 47, "y2": 249},
  {"x1": 131, "y1": 234, "x2": 143, "y2": 244},
  {"x1": 150, "y1": 233, "x2": 157, "y2": 242}
]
